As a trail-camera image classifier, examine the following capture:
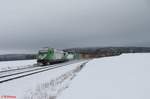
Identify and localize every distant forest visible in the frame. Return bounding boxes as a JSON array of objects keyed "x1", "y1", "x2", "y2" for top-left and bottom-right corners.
[
  {"x1": 64, "y1": 47, "x2": 150, "y2": 58},
  {"x1": 0, "y1": 47, "x2": 150, "y2": 61},
  {"x1": 0, "y1": 54, "x2": 36, "y2": 61}
]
